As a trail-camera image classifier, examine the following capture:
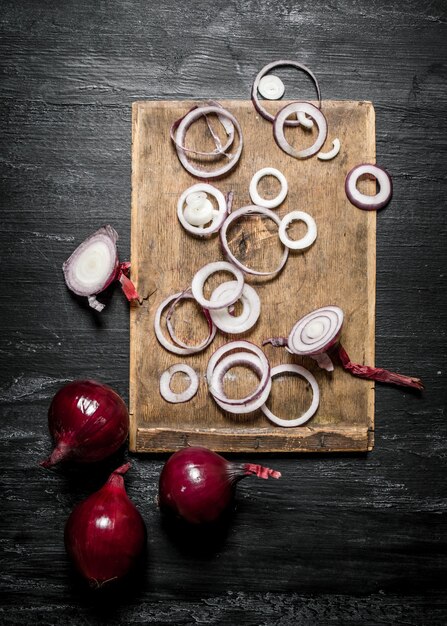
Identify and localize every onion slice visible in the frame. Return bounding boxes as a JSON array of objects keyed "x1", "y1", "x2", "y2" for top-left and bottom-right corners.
[
  {"x1": 258, "y1": 75, "x2": 285, "y2": 100},
  {"x1": 154, "y1": 292, "x2": 216, "y2": 355},
  {"x1": 251, "y1": 60, "x2": 321, "y2": 126},
  {"x1": 220, "y1": 205, "x2": 289, "y2": 276},
  {"x1": 63, "y1": 225, "x2": 140, "y2": 311},
  {"x1": 209, "y1": 281, "x2": 261, "y2": 334},
  {"x1": 317, "y1": 138, "x2": 341, "y2": 161},
  {"x1": 191, "y1": 261, "x2": 244, "y2": 310},
  {"x1": 177, "y1": 183, "x2": 227, "y2": 236},
  {"x1": 159, "y1": 364, "x2": 199, "y2": 403},
  {"x1": 273, "y1": 102, "x2": 328, "y2": 159},
  {"x1": 249, "y1": 167, "x2": 288, "y2": 209},
  {"x1": 172, "y1": 105, "x2": 243, "y2": 179},
  {"x1": 345, "y1": 163, "x2": 393, "y2": 210},
  {"x1": 261, "y1": 364, "x2": 320, "y2": 427},
  {"x1": 278, "y1": 211, "x2": 317, "y2": 250}
]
